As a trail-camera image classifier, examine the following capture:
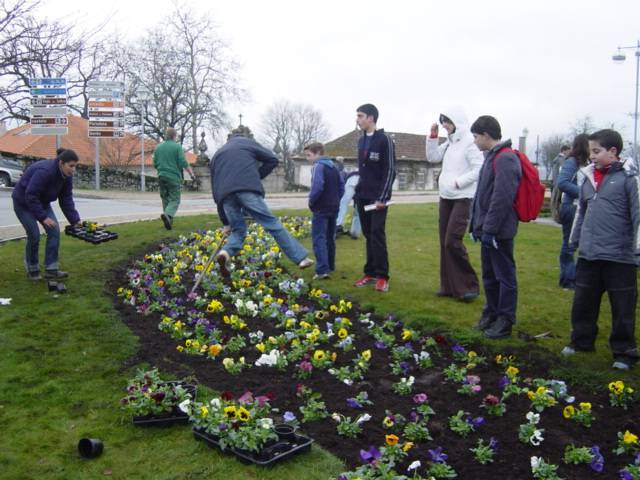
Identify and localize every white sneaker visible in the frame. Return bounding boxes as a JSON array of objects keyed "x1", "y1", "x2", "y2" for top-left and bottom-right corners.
[
  {"x1": 312, "y1": 273, "x2": 330, "y2": 280},
  {"x1": 612, "y1": 361, "x2": 631, "y2": 370},
  {"x1": 561, "y1": 346, "x2": 576, "y2": 356},
  {"x1": 298, "y1": 258, "x2": 314, "y2": 269},
  {"x1": 216, "y1": 250, "x2": 231, "y2": 277}
]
